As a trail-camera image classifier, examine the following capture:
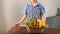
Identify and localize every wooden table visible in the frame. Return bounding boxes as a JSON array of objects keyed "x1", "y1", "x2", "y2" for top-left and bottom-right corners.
[{"x1": 5, "y1": 26, "x2": 60, "y2": 34}]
